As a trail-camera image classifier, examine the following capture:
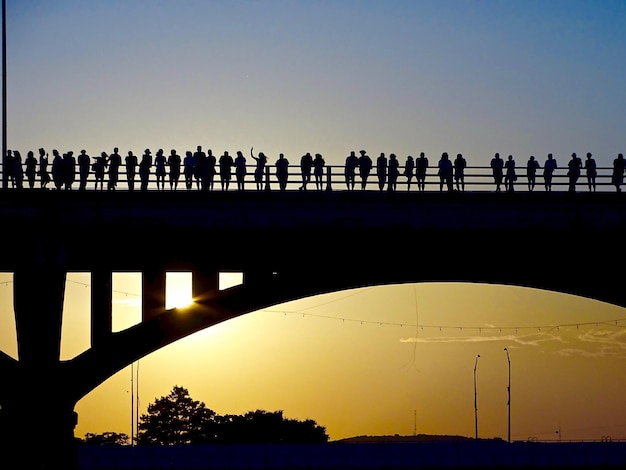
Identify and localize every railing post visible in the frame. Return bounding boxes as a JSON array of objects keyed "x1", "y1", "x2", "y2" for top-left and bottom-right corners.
[
  {"x1": 264, "y1": 165, "x2": 271, "y2": 192},
  {"x1": 325, "y1": 166, "x2": 332, "y2": 191}
]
